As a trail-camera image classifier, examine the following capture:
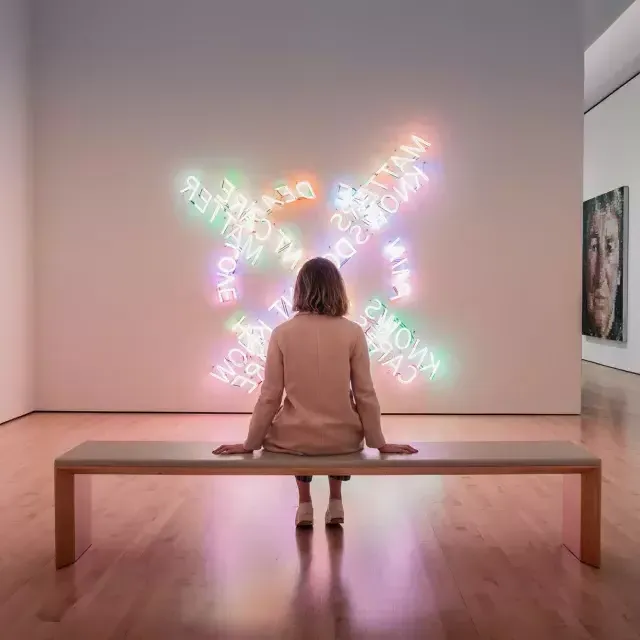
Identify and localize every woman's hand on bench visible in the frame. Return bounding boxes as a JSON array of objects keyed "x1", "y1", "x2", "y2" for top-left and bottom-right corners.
[
  {"x1": 378, "y1": 444, "x2": 419, "y2": 455},
  {"x1": 213, "y1": 444, "x2": 254, "y2": 455}
]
